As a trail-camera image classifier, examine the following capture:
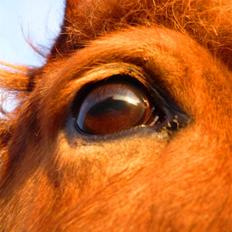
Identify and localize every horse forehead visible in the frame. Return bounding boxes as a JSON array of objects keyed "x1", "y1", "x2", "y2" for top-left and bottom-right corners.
[{"x1": 51, "y1": 0, "x2": 232, "y2": 70}]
